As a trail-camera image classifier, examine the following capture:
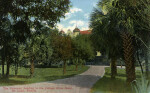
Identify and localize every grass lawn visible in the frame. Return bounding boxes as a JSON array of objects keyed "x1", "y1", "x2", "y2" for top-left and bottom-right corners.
[
  {"x1": 91, "y1": 67, "x2": 142, "y2": 93},
  {"x1": 0, "y1": 65, "x2": 89, "y2": 86}
]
